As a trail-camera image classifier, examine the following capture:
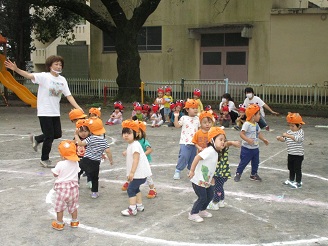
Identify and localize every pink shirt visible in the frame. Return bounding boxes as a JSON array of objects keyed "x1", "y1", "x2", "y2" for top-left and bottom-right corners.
[{"x1": 51, "y1": 160, "x2": 80, "y2": 184}]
